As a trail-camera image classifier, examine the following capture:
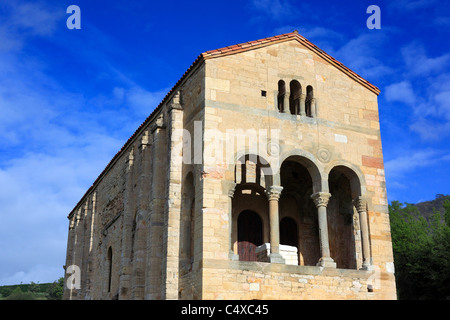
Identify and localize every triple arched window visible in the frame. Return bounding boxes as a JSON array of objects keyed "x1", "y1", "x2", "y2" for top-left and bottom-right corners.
[{"x1": 277, "y1": 80, "x2": 316, "y2": 118}]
